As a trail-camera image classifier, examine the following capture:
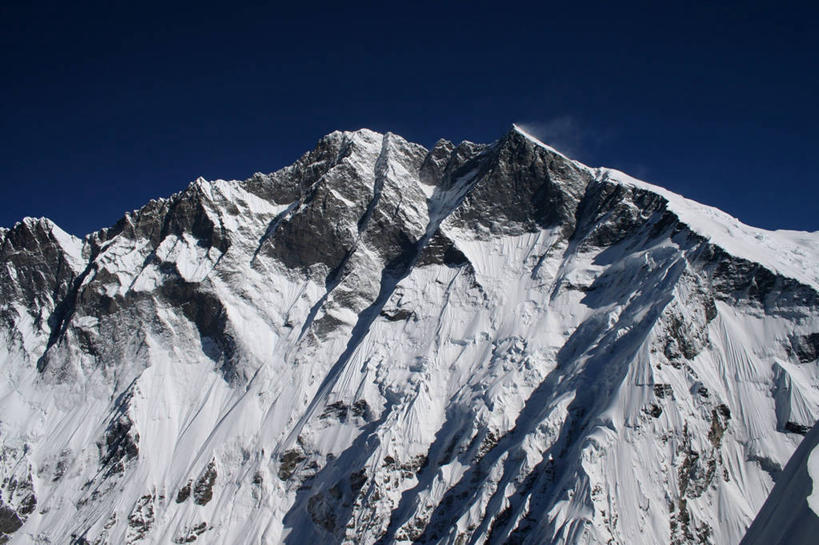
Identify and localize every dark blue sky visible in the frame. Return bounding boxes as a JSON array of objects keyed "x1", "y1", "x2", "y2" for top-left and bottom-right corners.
[{"x1": 1, "y1": 1, "x2": 817, "y2": 236}]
